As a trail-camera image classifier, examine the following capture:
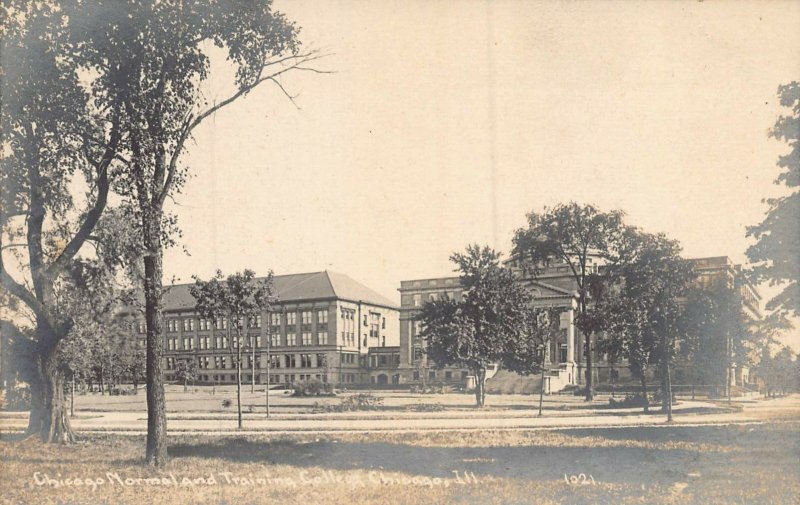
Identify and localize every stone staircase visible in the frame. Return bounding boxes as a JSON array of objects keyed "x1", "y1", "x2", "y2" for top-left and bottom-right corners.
[{"x1": 485, "y1": 365, "x2": 573, "y2": 395}]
